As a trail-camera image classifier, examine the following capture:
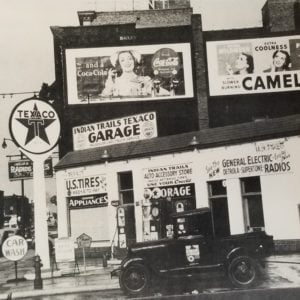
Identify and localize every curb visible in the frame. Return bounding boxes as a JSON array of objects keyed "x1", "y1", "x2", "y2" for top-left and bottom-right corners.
[{"x1": 0, "y1": 283, "x2": 120, "y2": 299}]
